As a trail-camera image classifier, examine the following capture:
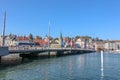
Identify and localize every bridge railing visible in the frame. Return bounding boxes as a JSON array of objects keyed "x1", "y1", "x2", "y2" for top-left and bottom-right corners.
[{"x1": 8, "y1": 46, "x2": 95, "y2": 51}]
